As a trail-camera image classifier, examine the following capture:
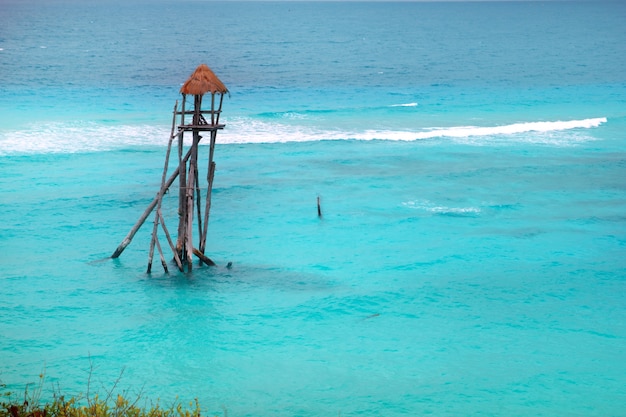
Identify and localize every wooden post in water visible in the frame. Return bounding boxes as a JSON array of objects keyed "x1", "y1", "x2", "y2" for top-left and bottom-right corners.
[
  {"x1": 148, "y1": 101, "x2": 179, "y2": 273},
  {"x1": 111, "y1": 64, "x2": 228, "y2": 273},
  {"x1": 317, "y1": 196, "x2": 322, "y2": 218}
]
